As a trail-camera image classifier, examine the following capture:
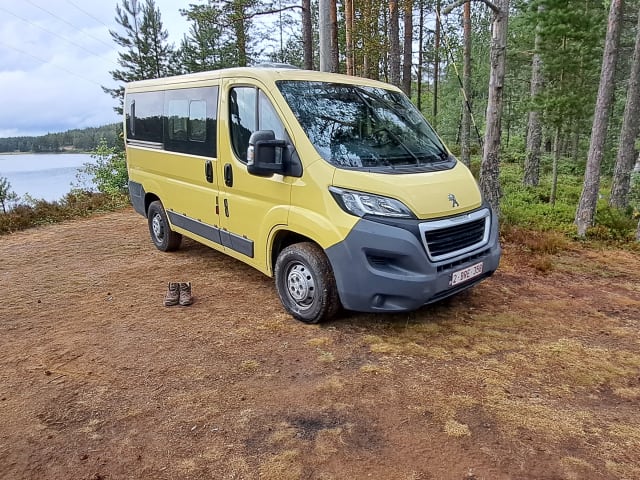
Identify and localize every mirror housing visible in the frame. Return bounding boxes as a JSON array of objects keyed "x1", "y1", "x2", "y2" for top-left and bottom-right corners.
[{"x1": 247, "y1": 130, "x2": 287, "y2": 176}]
